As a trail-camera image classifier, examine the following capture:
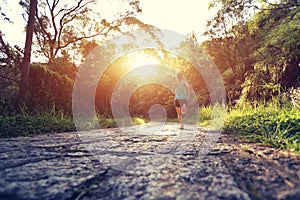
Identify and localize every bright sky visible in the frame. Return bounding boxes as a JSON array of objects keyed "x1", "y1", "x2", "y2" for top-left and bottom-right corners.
[
  {"x1": 137, "y1": 0, "x2": 216, "y2": 38},
  {"x1": 0, "y1": 0, "x2": 216, "y2": 46},
  {"x1": 0, "y1": 0, "x2": 24, "y2": 45}
]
